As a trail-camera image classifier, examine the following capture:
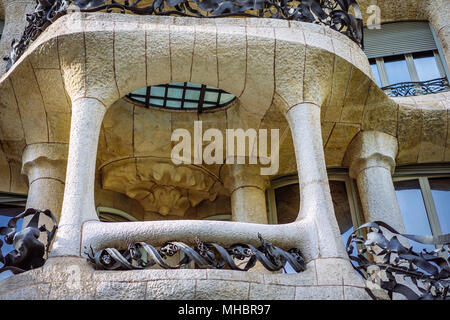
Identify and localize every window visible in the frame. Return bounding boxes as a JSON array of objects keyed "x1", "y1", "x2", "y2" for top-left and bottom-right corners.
[
  {"x1": 393, "y1": 166, "x2": 450, "y2": 252},
  {"x1": 96, "y1": 207, "x2": 138, "y2": 222},
  {"x1": 0, "y1": 192, "x2": 26, "y2": 281},
  {"x1": 0, "y1": 20, "x2": 4, "y2": 40},
  {"x1": 127, "y1": 82, "x2": 235, "y2": 111},
  {"x1": 365, "y1": 22, "x2": 449, "y2": 97},
  {"x1": 267, "y1": 170, "x2": 364, "y2": 245},
  {"x1": 267, "y1": 170, "x2": 364, "y2": 273}
]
